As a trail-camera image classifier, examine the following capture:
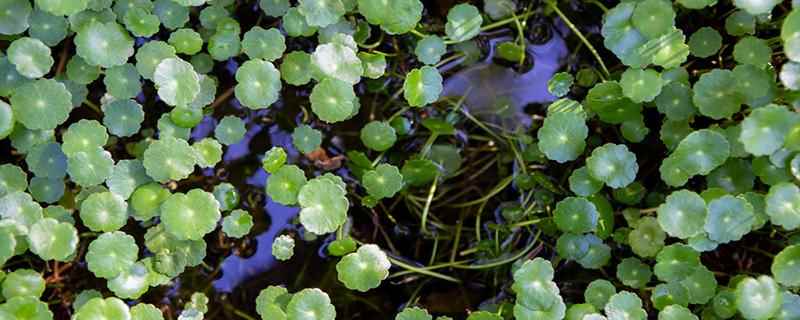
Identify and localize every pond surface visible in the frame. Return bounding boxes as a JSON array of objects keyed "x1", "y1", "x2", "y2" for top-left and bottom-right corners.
[
  {"x1": 186, "y1": 18, "x2": 575, "y2": 319},
  {"x1": 442, "y1": 24, "x2": 568, "y2": 131},
  {"x1": 0, "y1": 3, "x2": 603, "y2": 318}
]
